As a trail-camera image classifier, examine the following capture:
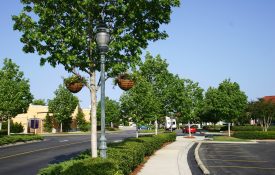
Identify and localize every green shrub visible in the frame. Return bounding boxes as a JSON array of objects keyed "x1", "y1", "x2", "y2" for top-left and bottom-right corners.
[
  {"x1": 2, "y1": 121, "x2": 24, "y2": 133},
  {"x1": 11, "y1": 122, "x2": 24, "y2": 133},
  {"x1": 39, "y1": 133, "x2": 176, "y2": 175},
  {"x1": 221, "y1": 125, "x2": 275, "y2": 131},
  {"x1": 44, "y1": 114, "x2": 54, "y2": 133},
  {"x1": 203, "y1": 125, "x2": 223, "y2": 132},
  {"x1": 224, "y1": 125, "x2": 261, "y2": 131},
  {"x1": 233, "y1": 131, "x2": 275, "y2": 139},
  {"x1": 39, "y1": 158, "x2": 123, "y2": 175},
  {"x1": 0, "y1": 135, "x2": 43, "y2": 146},
  {"x1": 79, "y1": 123, "x2": 90, "y2": 132}
]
